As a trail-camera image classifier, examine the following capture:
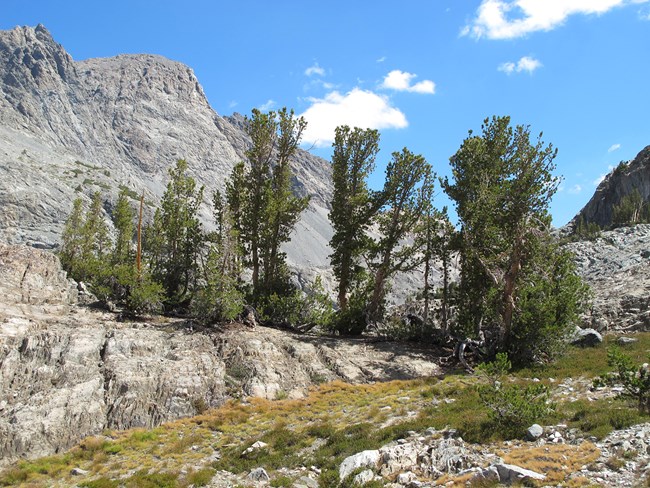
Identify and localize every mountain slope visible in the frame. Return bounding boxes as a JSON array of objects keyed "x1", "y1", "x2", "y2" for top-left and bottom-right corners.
[{"x1": 0, "y1": 24, "x2": 333, "y2": 273}]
